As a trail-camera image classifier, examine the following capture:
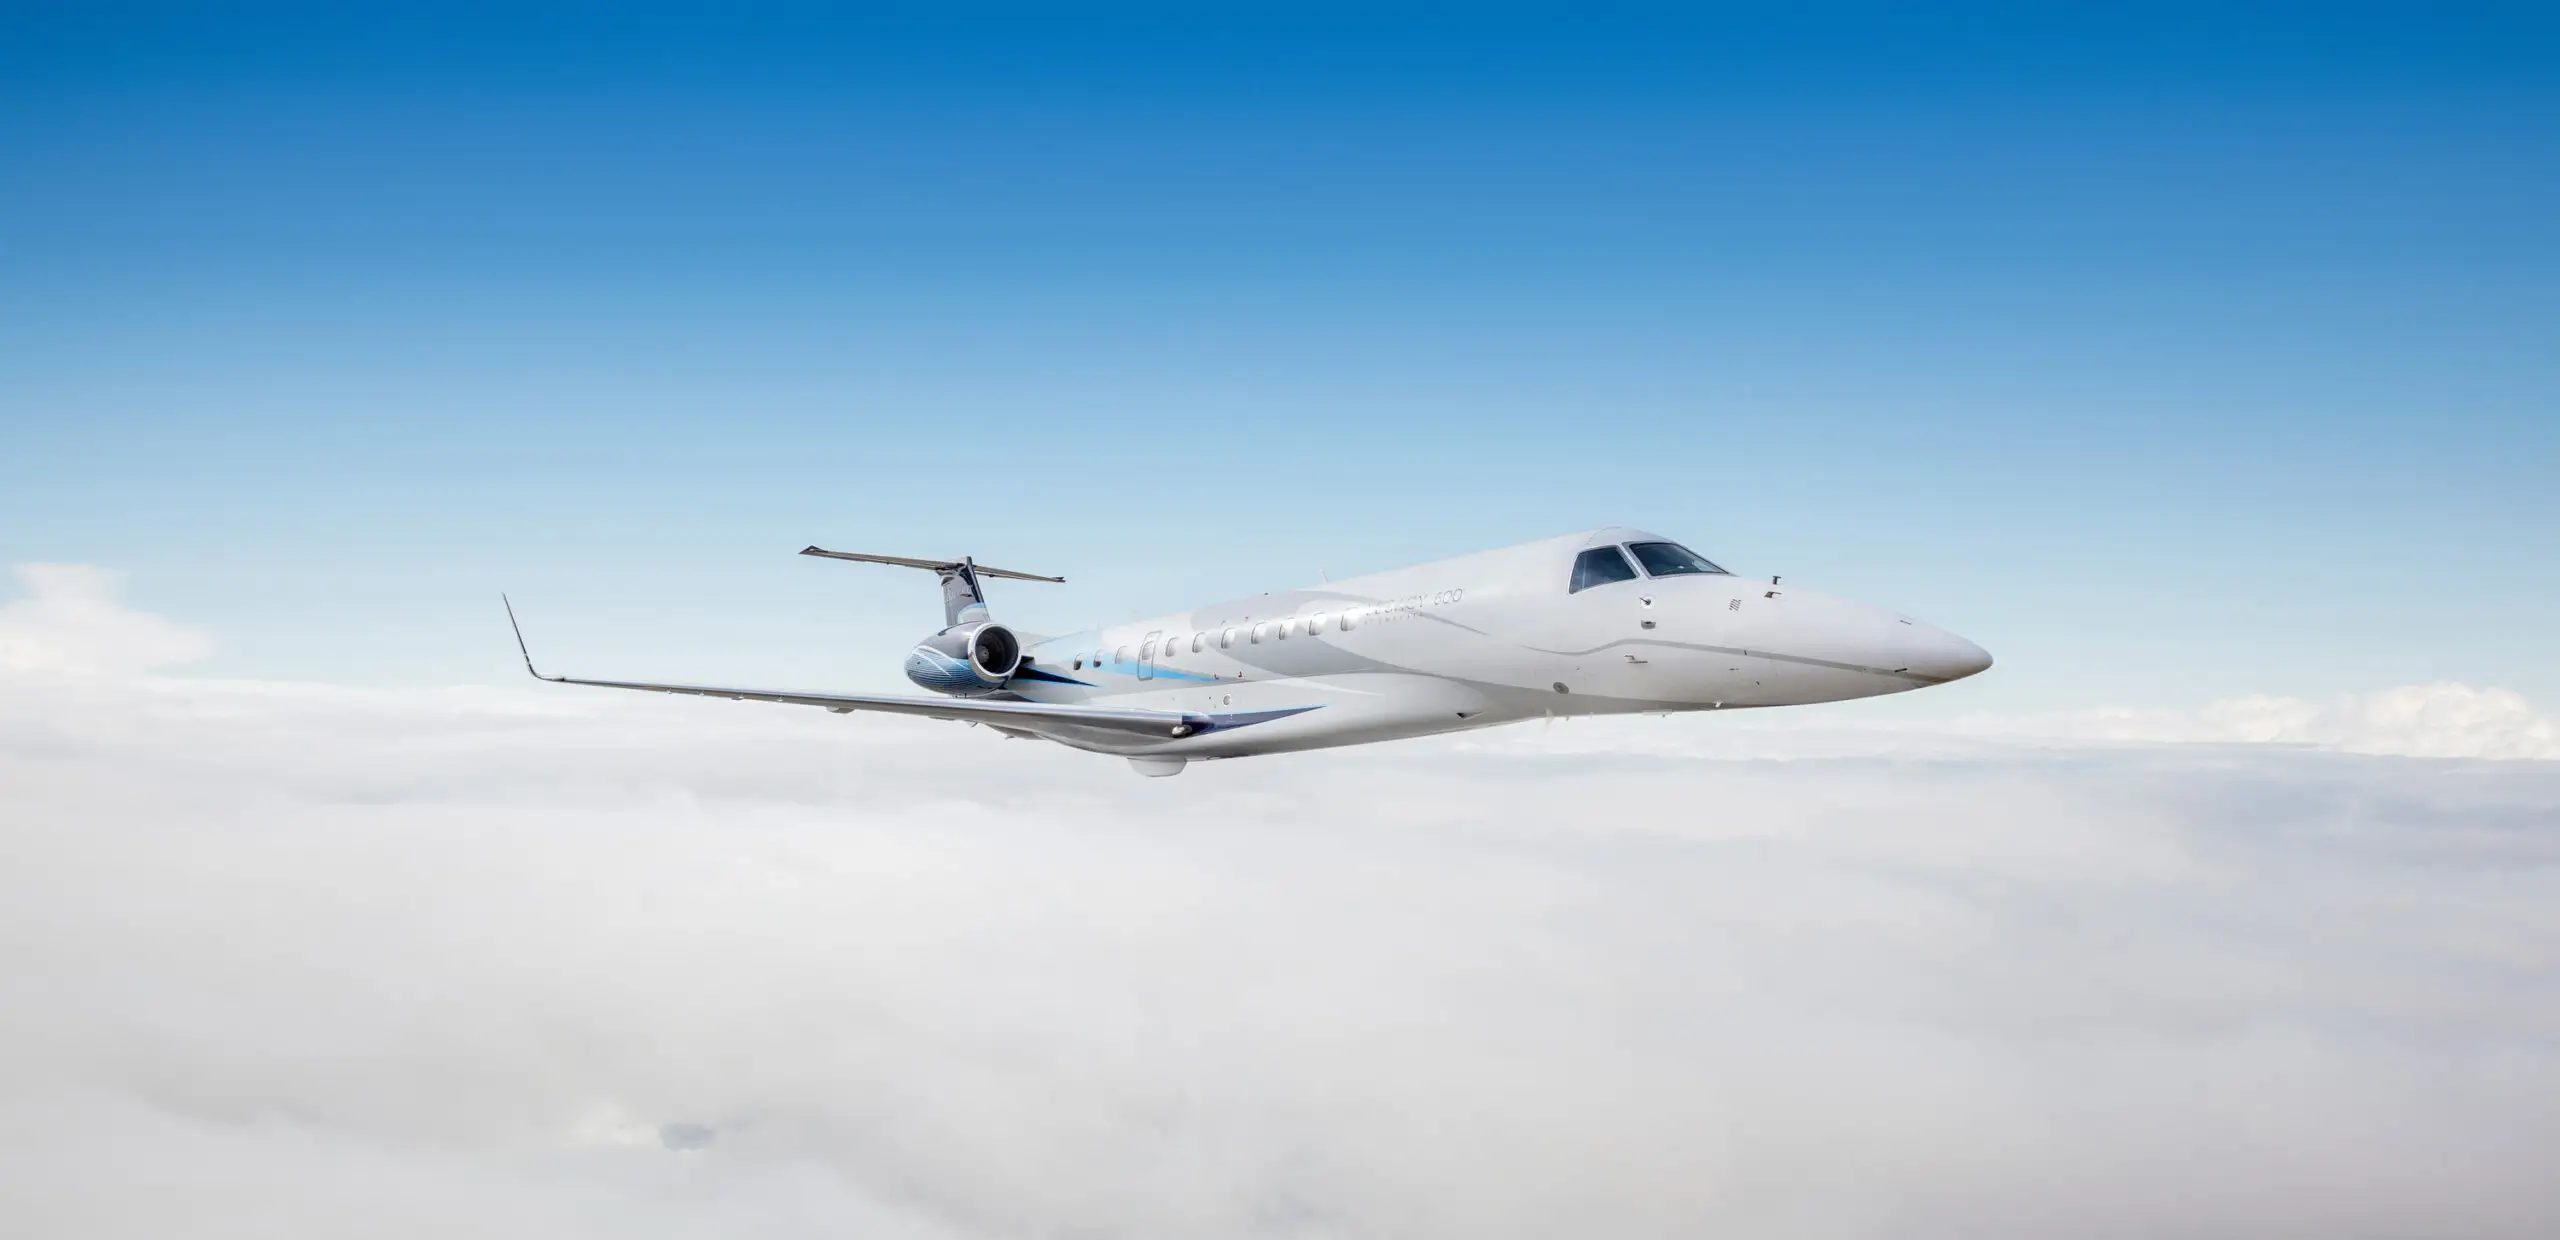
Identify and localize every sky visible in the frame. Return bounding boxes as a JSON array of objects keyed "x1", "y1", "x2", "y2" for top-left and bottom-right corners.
[
  {"x1": 1, "y1": 3, "x2": 2553, "y2": 710},
  {"x1": 4, "y1": 582, "x2": 2559, "y2": 1237}
]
